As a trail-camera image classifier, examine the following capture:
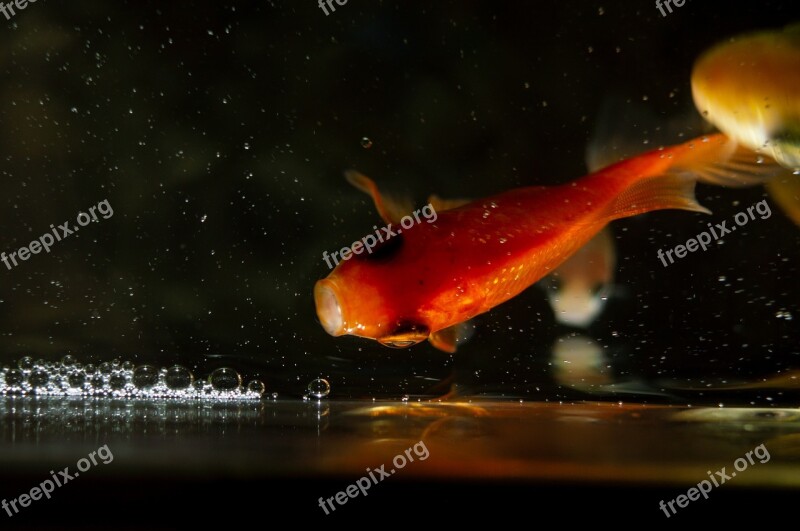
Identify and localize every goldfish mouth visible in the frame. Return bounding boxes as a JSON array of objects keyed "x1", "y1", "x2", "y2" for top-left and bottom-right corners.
[{"x1": 314, "y1": 280, "x2": 344, "y2": 336}]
